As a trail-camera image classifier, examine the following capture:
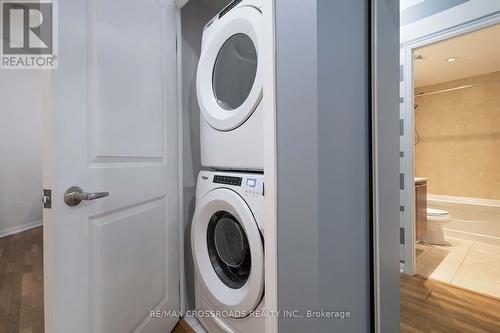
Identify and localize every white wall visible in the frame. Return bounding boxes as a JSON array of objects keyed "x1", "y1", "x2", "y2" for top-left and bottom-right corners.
[
  {"x1": 401, "y1": 0, "x2": 500, "y2": 43},
  {"x1": 0, "y1": 70, "x2": 43, "y2": 237}
]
